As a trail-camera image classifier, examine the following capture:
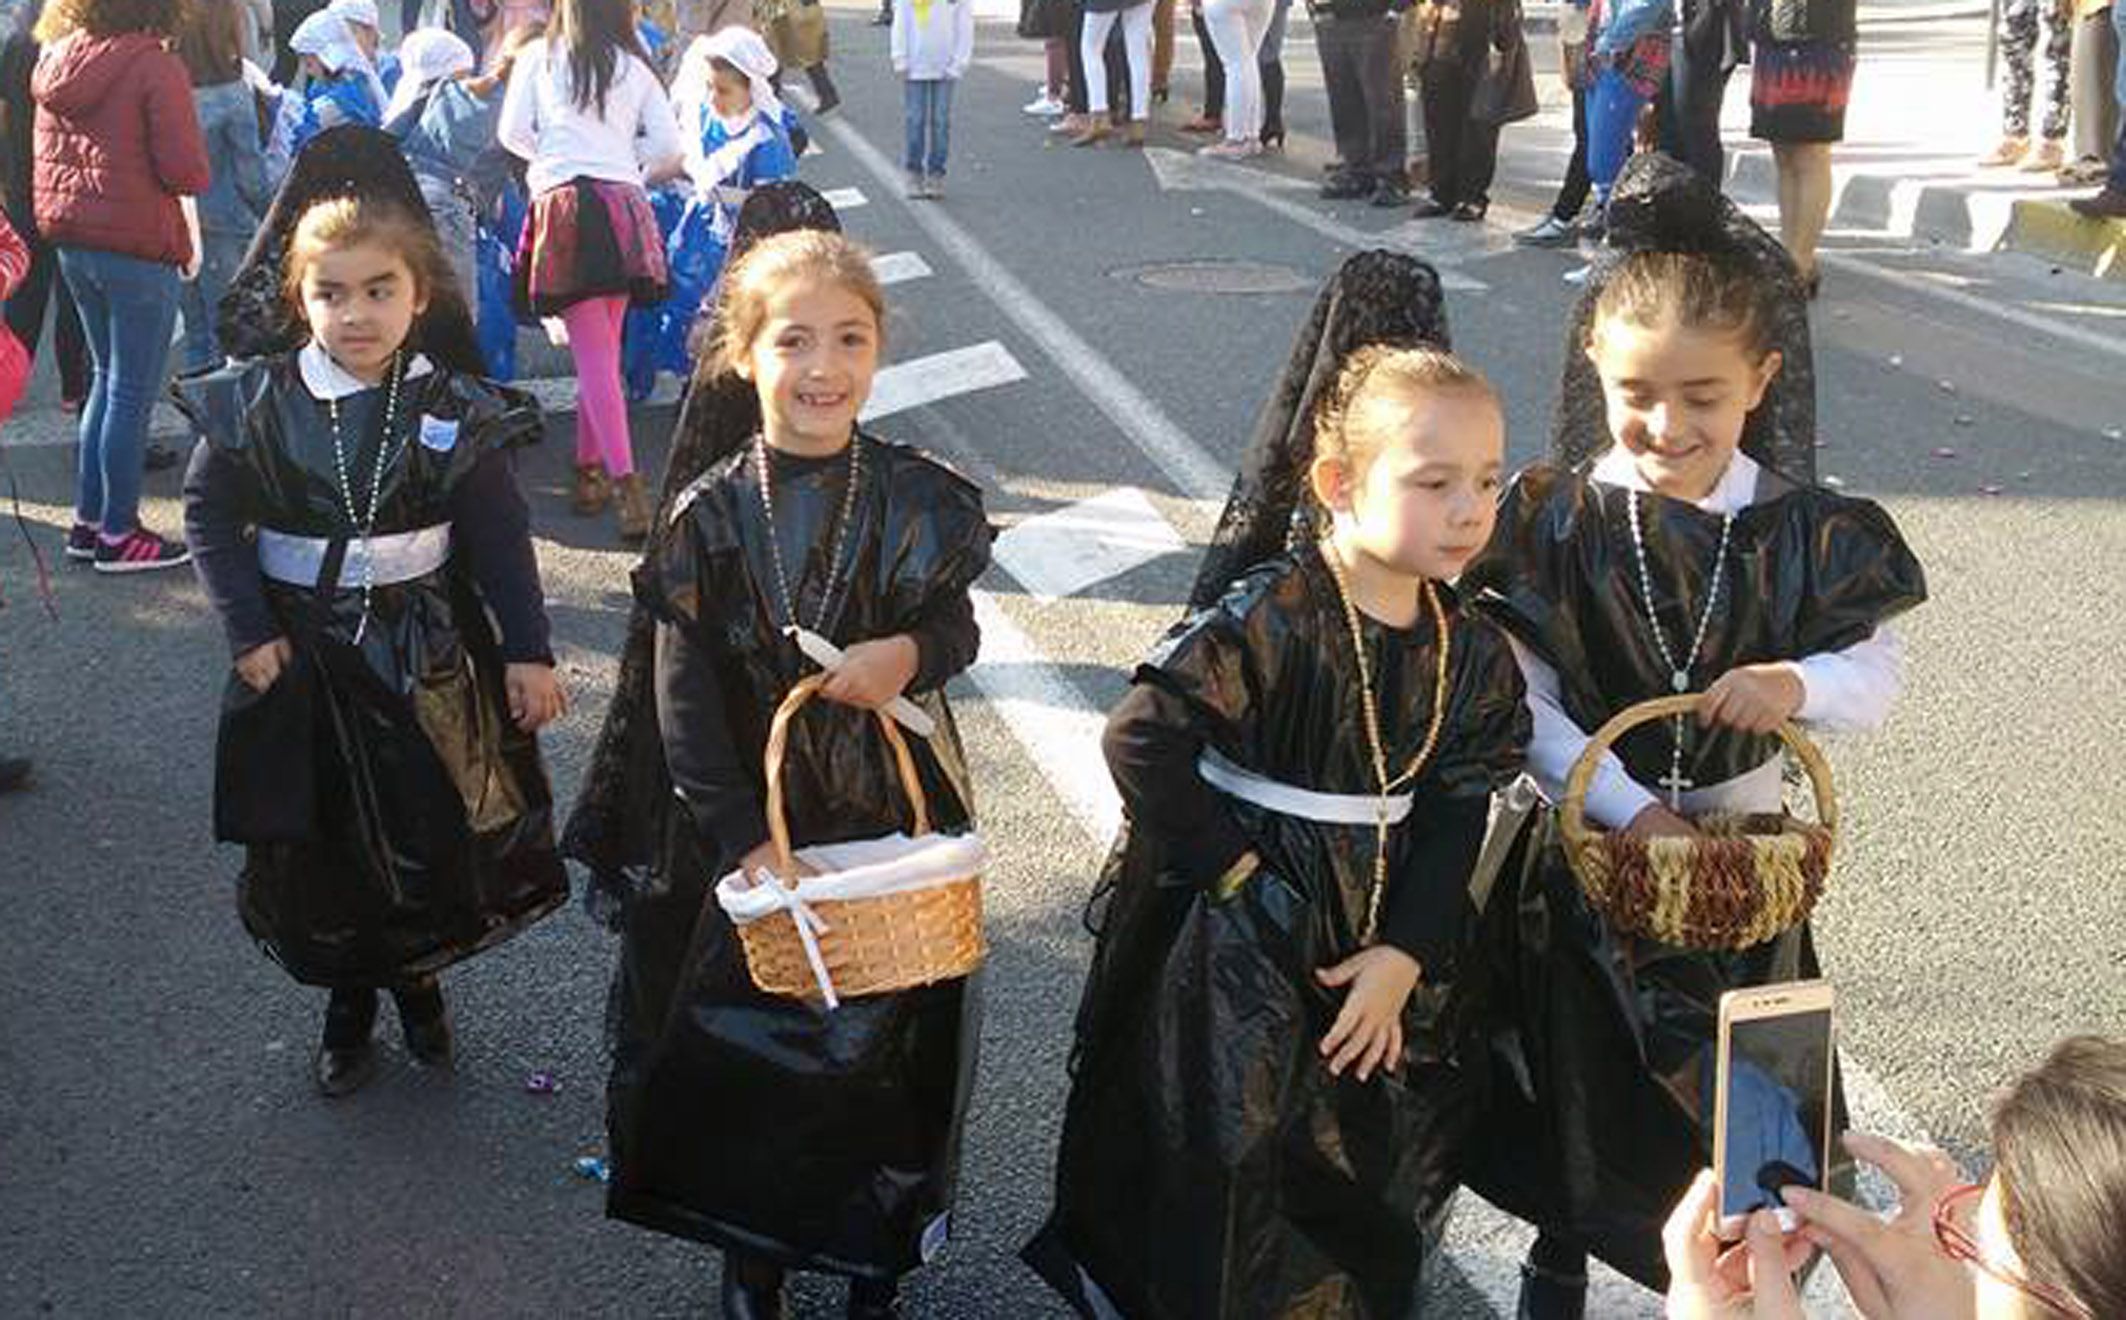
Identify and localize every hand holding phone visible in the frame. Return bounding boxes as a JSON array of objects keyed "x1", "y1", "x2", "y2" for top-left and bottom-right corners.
[{"x1": 1714, "y1": 980, "x2": 1837, "y2": 1239}]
